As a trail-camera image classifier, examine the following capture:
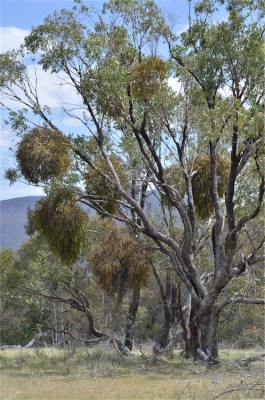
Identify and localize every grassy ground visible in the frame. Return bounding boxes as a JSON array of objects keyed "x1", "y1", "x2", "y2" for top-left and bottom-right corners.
[{"x1": 0, "y1": 346, "x2": 264, "y2": 400}]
